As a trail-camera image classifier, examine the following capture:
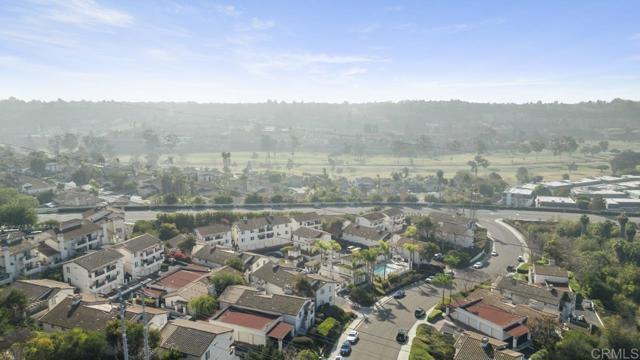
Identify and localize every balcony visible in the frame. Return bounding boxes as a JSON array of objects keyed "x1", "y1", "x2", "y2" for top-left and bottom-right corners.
[
  {"x1": 24, "y1": 263, "x2": 42, "y2": 276},
  {"x1": 93, "y1": 269, "x2": 106, "y2": 278}
]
